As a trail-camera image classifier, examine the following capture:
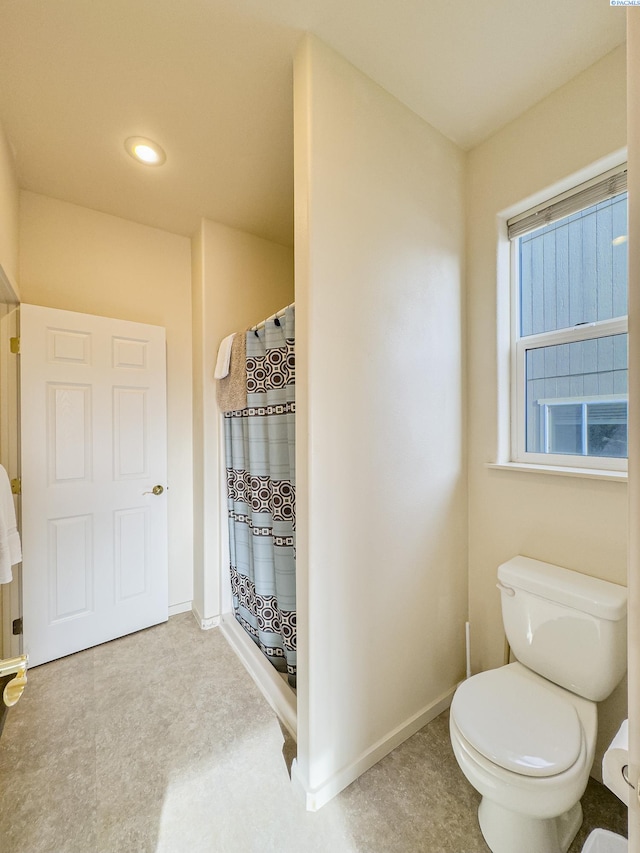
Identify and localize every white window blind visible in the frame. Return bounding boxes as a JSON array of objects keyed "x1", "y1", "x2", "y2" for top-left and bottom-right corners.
[{"x1": 507, "y1": 168, "x2": 627, "y2": 240}]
